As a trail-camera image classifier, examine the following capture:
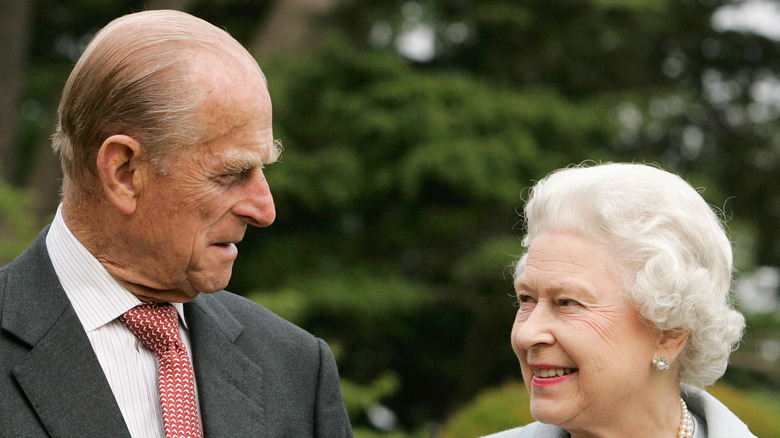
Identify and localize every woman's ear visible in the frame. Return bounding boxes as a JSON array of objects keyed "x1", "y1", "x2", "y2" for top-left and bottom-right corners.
[
  {"x1": 656, "y1": 328, "x2": 689, "y2": 367},
  {"x1": 96, "y1": 135, "x2": 146, "y2": 215}
]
